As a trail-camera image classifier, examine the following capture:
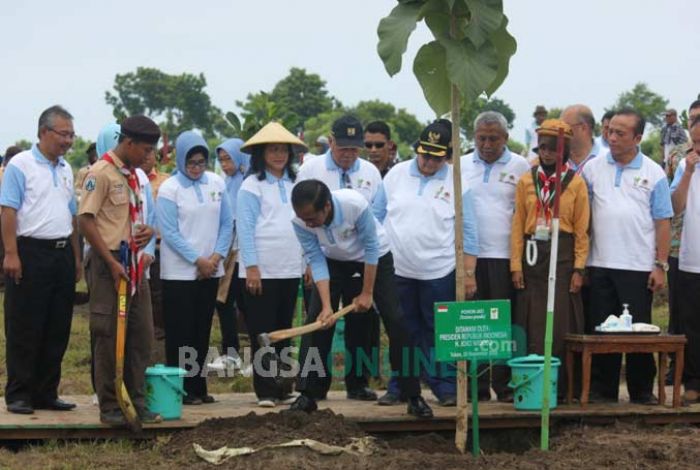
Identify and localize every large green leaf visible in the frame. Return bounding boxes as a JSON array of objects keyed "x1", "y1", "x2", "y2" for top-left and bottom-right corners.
[
  {"x1": 377, "y1": 2, "x2": 423, "y2": 76},
  {"x1": 422, "y1": 0, "x2": 467, "y2": 41},
  {"x1": 484, "y1": 15, "x2": 517, "y2": 96},
  {"x1": 225, "y1": 111, "x2": 242, "y2": 133},
  {"x1": 463, "y1": 0, "x2": 504, "y2": 48},
  {"x1": 442, "y1": 37, "x2": 499, "y2": 102},
  {"x1": 413, "y1": 41, "x2": 451, "y2": 115}
]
